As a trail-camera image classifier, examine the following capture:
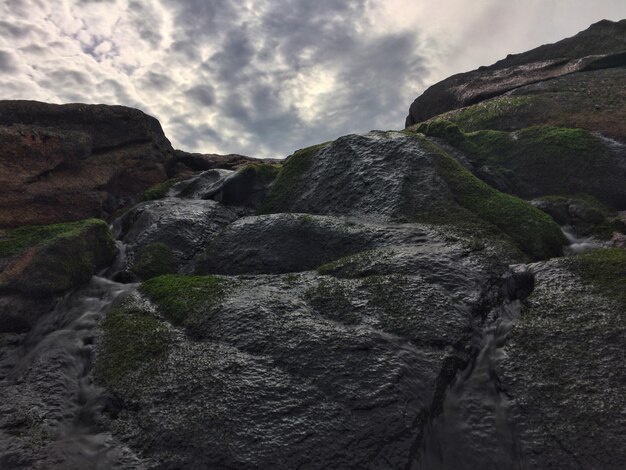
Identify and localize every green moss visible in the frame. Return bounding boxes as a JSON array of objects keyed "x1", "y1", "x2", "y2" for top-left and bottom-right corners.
[
  {"x1": 131, "y1": 243, "x2": 177, "y2": 280},
  {"x1": 414, "y1": 136, "x2": 567, "y2": 260},
  {"x1": 566, "y1": 248, "x2": 626, "y2": 308},
  {"x1": 140, "y1": 274, "x2": 230, "y2": 326},
  {"x1": 236, "y1": 162, "x2": 282, "y2": 185},
  {"x1": 141, "y1": 178, "x2": 183, "y2": 201},
  {"x1": 443, "y1": 96, "x2": 532, "y2": 130},
  {"x1": 0, "y1": 218, "x2": 110, "y2": 259},
  {"x1": 259, "y1": 141, "x2": 332, "y2": 213},
  {"x1": 97, "y1": 296, "x2": 172, "y2": 388},
  {"x1": 417, "y1": 120, "x2": 617, "y2": 204}
]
